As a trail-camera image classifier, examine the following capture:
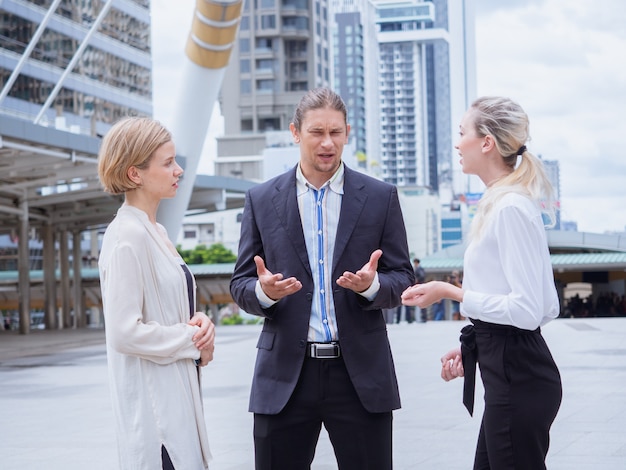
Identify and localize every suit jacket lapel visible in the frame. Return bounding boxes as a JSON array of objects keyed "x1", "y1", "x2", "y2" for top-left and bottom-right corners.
[
  {"x1": 333, "y1": 167, "x2": 367, "y2": 272},
  {"x1": 271, "y1": 169, "x2": 311, "y2": 274}
]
